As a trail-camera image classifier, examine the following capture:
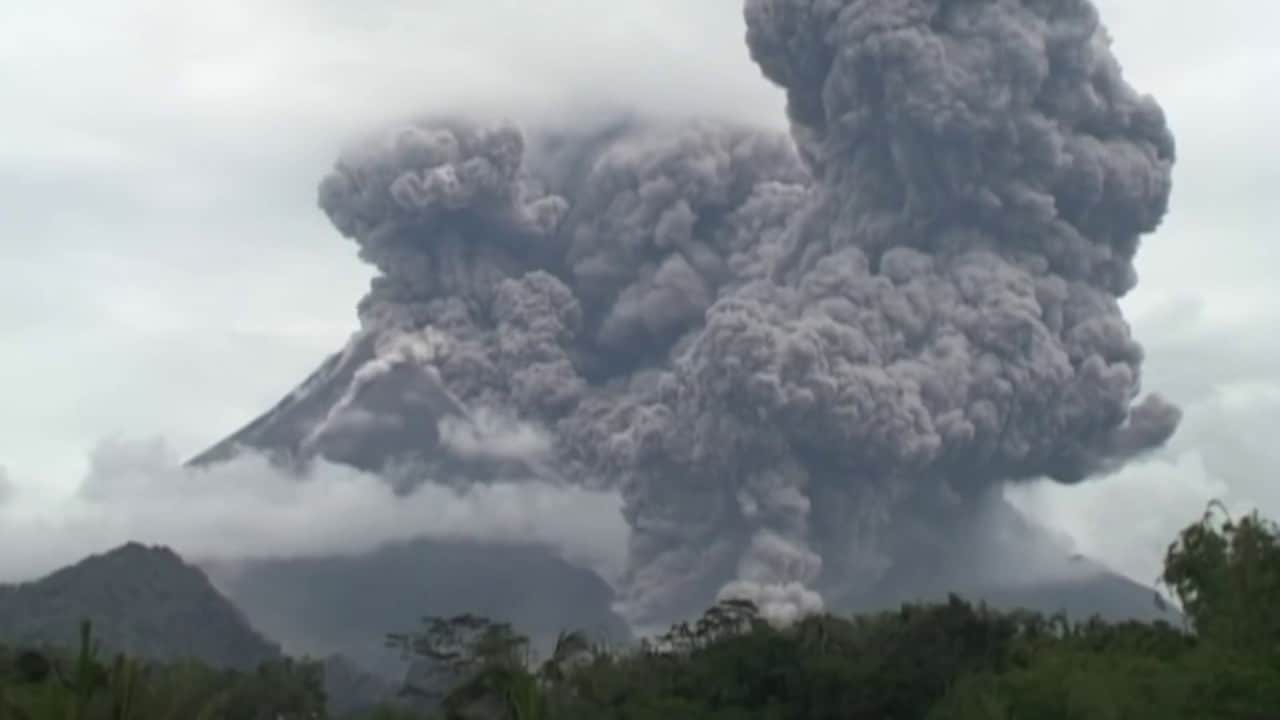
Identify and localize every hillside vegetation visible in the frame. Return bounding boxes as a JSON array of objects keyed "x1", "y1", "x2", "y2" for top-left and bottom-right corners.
[{"x1": 2, "y1": 503, "x2": 1278, "y2": 719}]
